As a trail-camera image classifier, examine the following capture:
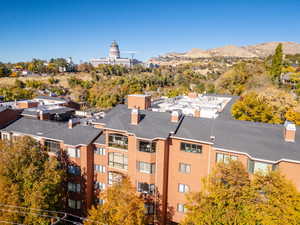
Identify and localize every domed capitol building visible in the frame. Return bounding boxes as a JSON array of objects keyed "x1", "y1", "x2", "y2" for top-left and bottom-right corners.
[{"x1": 90, "y1": 41, "x2": 140, "y2": 67}]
